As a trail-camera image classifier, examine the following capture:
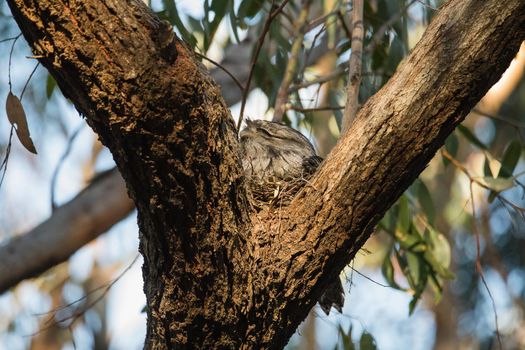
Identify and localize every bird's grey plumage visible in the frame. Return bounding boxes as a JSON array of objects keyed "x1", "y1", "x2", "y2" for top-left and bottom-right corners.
[
  {"x1": 239, "y1": 119, "x2": 344, "y2": 315},
  {"x1": 240, "y1": 119, "x2": 322, "y2": 182}
]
